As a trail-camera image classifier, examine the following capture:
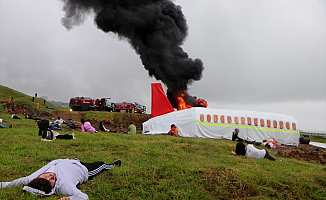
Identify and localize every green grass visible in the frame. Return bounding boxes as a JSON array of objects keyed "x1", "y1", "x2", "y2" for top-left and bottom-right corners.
[
  {"x1": 1, "y1": 113, "x2": 326, "y2": 200},
  {"x1": 0, "y1": 85, "x2": 69, "y2": 113},
  {"x1": 1, "y1": 85, "x2": 326, "y2": 199}
]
